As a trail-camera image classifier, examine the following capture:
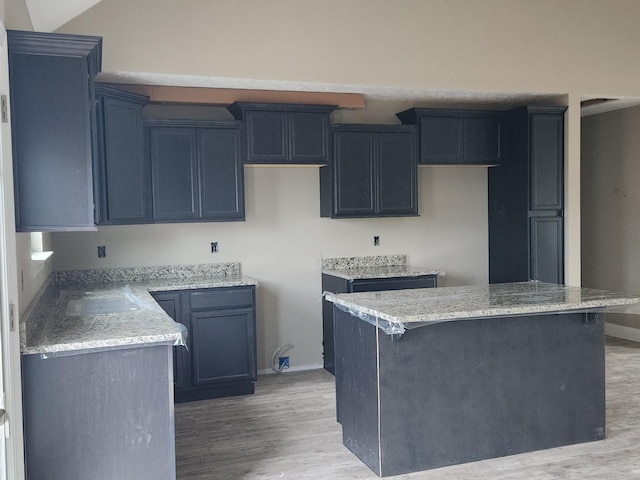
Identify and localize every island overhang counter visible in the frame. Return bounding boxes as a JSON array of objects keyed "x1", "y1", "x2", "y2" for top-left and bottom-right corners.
[{"x1": 324, "y1": 282, "x2": 640, "y2": 477}]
